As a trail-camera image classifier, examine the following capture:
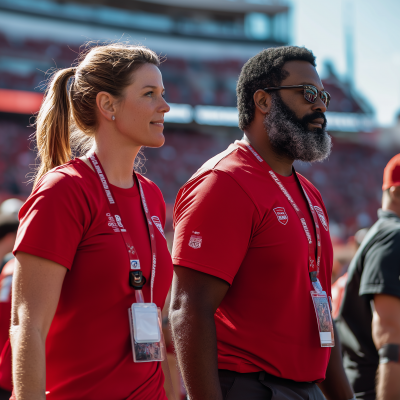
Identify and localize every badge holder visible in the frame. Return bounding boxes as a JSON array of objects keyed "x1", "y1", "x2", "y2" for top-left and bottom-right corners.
[
  {"x1": 128, "y1": 273, "x2": 166, "y2": 363},
  {"x1": 310, "y1": 279, "x2": 335, "y2": 348}
]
